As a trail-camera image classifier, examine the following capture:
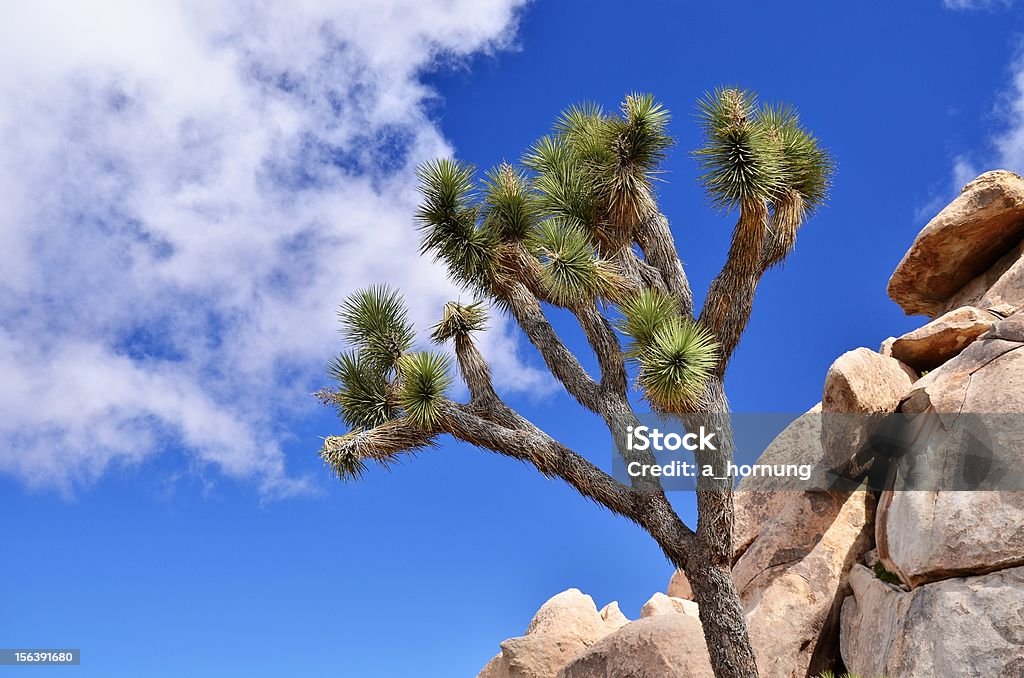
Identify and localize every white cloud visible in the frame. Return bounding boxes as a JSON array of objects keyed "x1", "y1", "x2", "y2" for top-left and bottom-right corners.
[
  {"x1": 943, "y1": 0, "x2": 1015, "y2": 10},
  {"x1": 923, "y1": 44, "x2": 1024, "y2": 224},
  {"x1": 952, "y1": 47, "x2": 1024, "y2": 178},
  {"x1": 0, "y1": 0, "x2": 546, "y2": 497},
  {"x1": 993, "y1": 50, "x2": 1024, "y2": 171}
]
